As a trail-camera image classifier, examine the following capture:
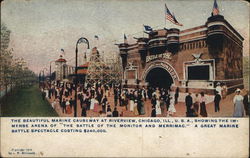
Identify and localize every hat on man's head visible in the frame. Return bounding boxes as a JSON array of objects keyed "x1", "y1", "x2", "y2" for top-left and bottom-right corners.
[{"x1": 235, "y1": 88, "x2": 241, "y2": 93}]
